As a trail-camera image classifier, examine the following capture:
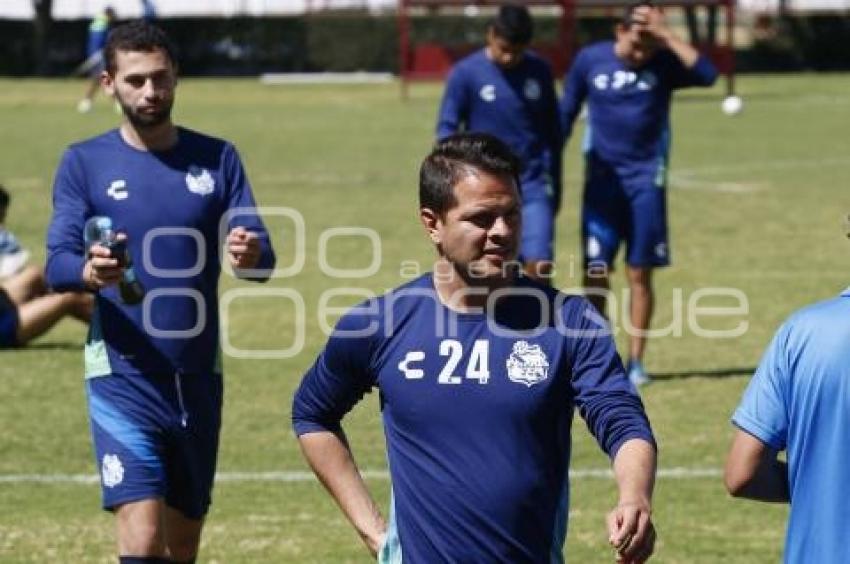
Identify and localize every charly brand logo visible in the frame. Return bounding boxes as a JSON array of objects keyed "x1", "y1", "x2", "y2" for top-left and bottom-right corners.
[
  {"x1": 185, "y1": 165, "x2": 215, "y2": 196},
  {"x1": 506, "y1": 341, "x2": 549, "y2": 387},
  {"x1": 107, "y1": 179, "x2": 128, "y2": 200},
  {"x1": 479, "y1": 84, "x2": 496, "y2": 102}
]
